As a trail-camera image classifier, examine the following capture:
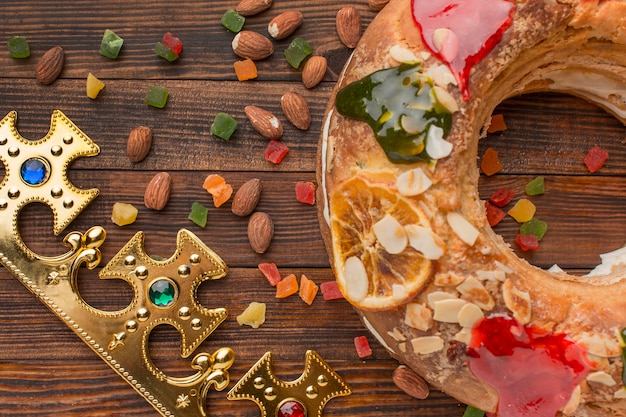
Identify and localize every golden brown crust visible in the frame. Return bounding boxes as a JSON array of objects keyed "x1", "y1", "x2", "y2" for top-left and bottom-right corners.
[{"x1": 317, "y1": 0, "x2": 626, "y2": 415}]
